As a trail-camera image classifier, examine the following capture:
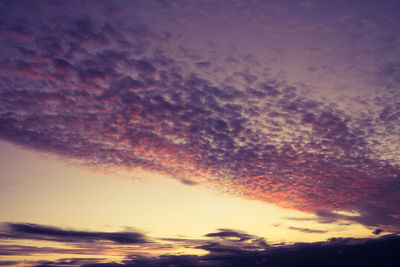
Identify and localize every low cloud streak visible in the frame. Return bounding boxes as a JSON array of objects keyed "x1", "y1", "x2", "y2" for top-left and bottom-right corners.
[{"x1": 1, "y1": 222, "x2": 399, "y2": 267}]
